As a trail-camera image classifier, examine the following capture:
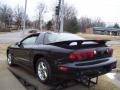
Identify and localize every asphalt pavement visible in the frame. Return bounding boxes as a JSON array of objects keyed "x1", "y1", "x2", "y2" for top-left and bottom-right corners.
[
  {"x1": 0, "y1": 29, "x2": 39, "y2": 43},
  {"x1": 0, "y1": 60, "x2": 26, "y2": 90},
  {"x1": 0, "y1": 30, "x2": 22, "y2": 43}
]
